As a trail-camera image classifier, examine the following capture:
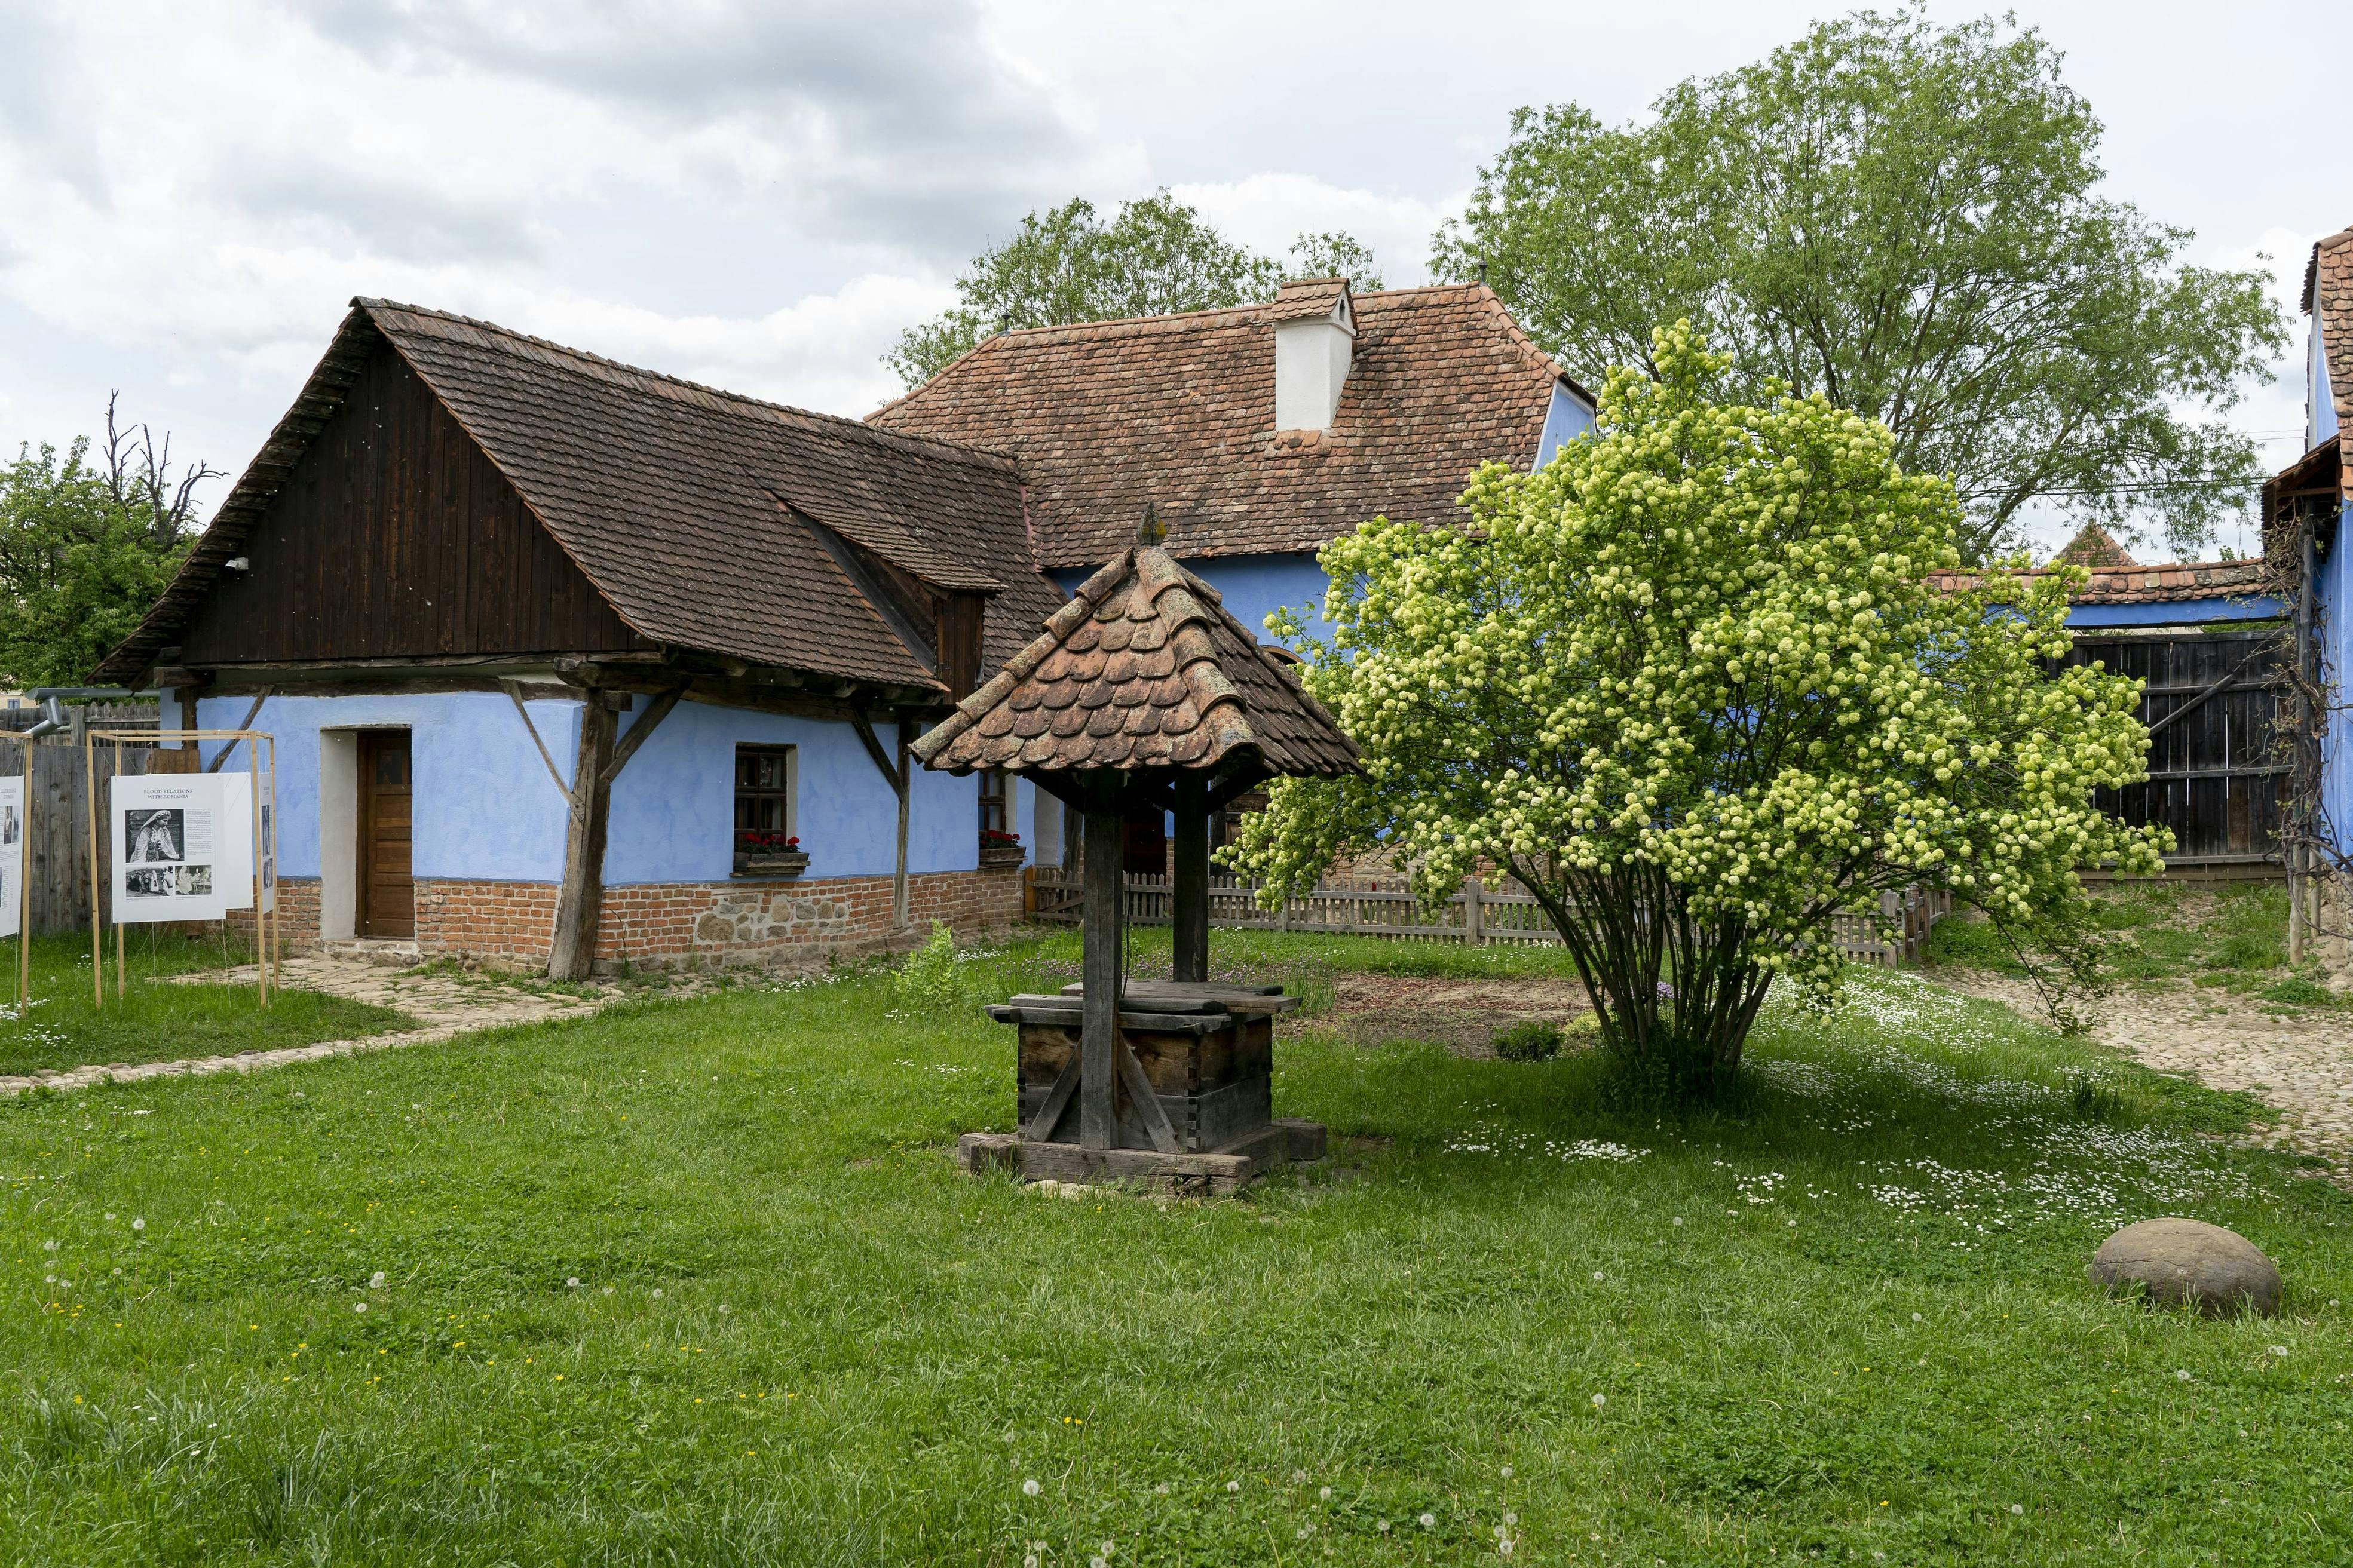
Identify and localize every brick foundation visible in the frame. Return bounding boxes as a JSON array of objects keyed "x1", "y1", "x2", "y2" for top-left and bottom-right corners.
[
  {"x1": 408, "y1": 866, "x2": 1028, "y2": 972},
  {"x1": 228, "y1": 877, "x2": 322, "y2": 950}
]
